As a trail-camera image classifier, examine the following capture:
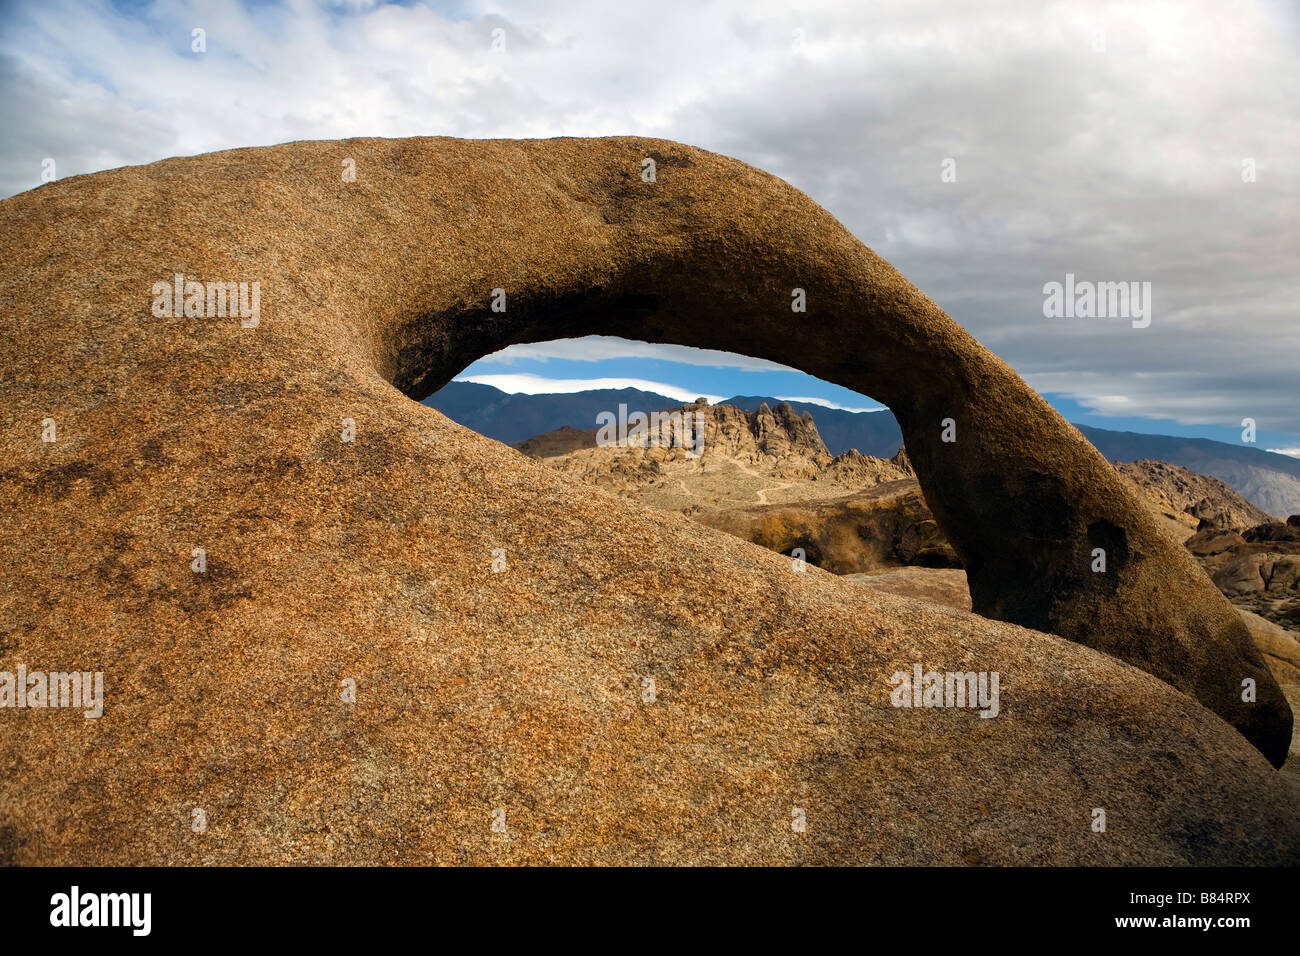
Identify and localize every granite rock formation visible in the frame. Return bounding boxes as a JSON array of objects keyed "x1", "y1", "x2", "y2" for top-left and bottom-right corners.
[
  {"x1": 1114, "y1": 459, "x2": 1276, "y2": 535},
  {"x1": 1, "y1": 136, "x2": 1296, "y2": 864},
  {"x1": 516, "y1": 400, "x2": 912, "y2": 512}
]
